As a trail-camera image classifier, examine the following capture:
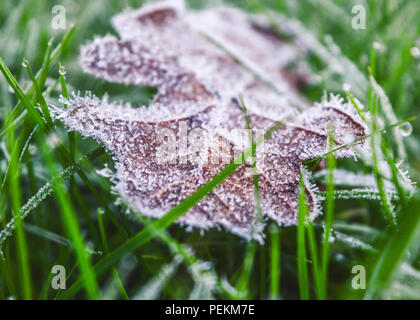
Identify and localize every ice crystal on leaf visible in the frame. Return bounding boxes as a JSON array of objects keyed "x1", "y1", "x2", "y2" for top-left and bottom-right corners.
[{"x1": 56, "y1": 0, "x2": 368, "y2": 240}]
